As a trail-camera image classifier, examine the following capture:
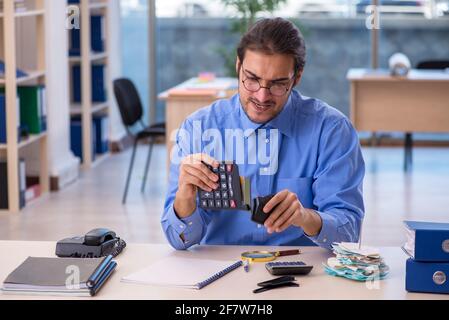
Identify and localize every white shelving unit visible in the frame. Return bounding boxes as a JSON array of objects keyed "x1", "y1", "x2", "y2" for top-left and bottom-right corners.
[{"x1": 0, "y1": 0, "x2": 49, "y2": 213}]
